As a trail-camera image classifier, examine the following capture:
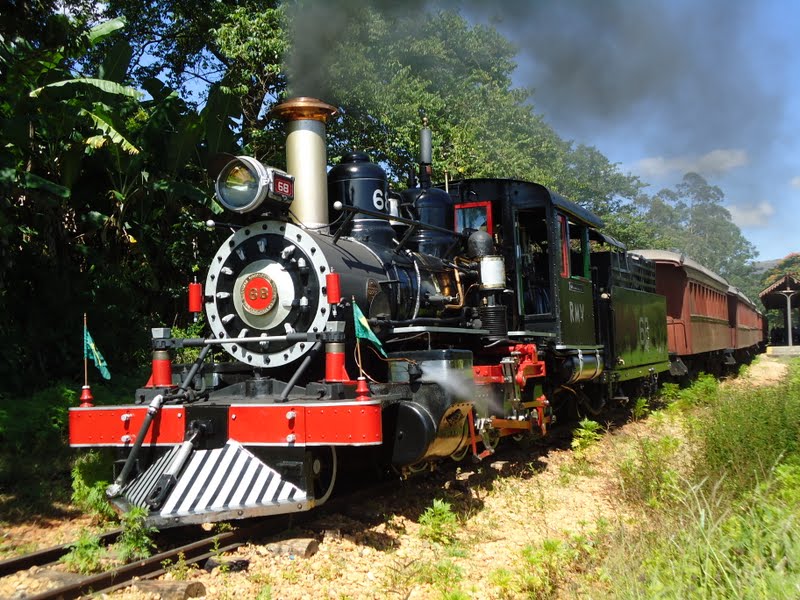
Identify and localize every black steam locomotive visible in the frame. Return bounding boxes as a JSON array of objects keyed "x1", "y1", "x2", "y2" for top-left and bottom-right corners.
[{"x1": 69, "y1": 97, "x2": 740, "y2": 528}]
